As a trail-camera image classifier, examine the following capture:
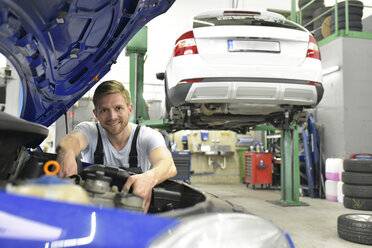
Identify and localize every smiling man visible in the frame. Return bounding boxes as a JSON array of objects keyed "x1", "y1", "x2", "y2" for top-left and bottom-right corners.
[{"x1": 56, "y1": 80, "x2": 177, "y2": 212}]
